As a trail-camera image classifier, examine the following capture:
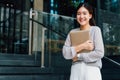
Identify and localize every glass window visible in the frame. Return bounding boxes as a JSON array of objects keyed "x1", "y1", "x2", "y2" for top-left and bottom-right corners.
[
  {"x1": 101, "y1": 0, "x2": 120, "y2": 13},
  {"x1": 50, "y1": 0, "x2": 58, "y2": 14}
]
